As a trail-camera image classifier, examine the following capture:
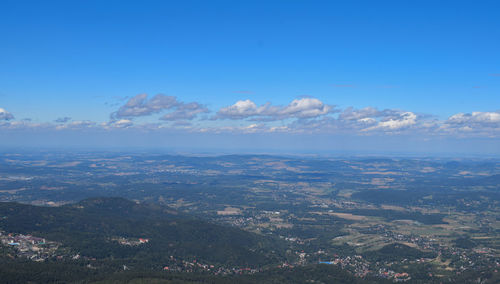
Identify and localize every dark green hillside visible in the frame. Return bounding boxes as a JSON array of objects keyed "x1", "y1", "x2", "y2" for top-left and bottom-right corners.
[
  {"x1": 0, "y1": 198, "x2": 375, "y2": 284},
  {"x1": 0, "y1": 197, "x2": 286, "y2": 268}
]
